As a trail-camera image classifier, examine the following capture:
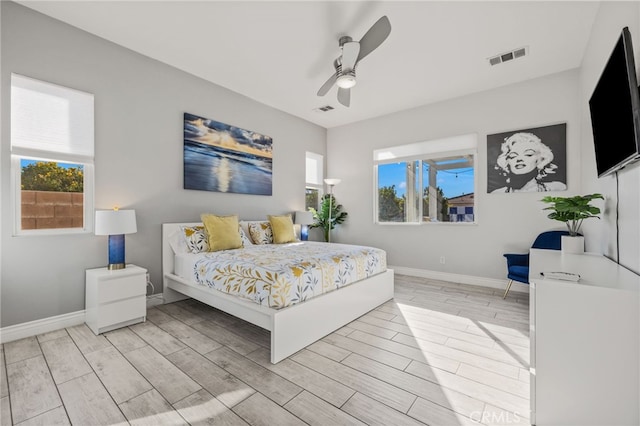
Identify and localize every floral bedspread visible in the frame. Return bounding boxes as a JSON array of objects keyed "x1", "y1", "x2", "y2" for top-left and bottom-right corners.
[{"x1": 192, "y1": 241, "x2": 387, "y2": 309}]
